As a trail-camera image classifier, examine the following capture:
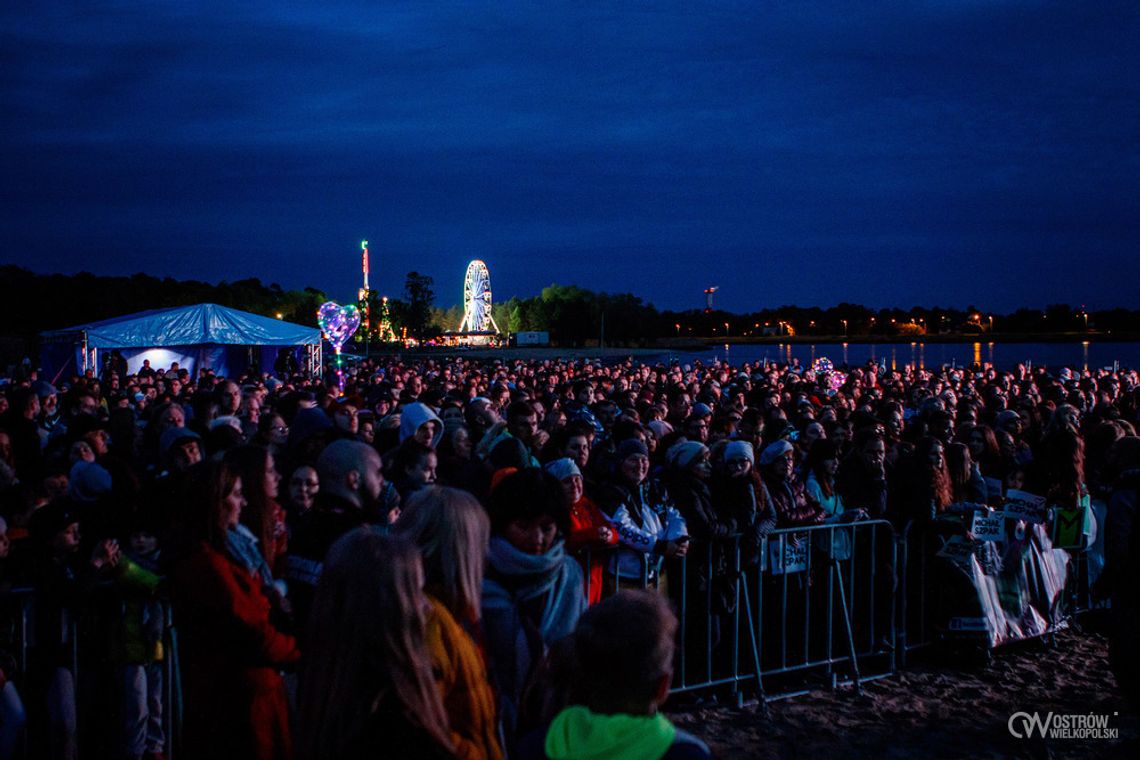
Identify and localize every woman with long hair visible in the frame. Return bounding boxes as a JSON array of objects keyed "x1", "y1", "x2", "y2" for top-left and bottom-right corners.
[
  {"x1": 1034, "y1": 409, "x2": 1090, "y2": 511},
  {"x1": 945, "y1": 441, "x2": 986, "y2": 504},
  {"x1": 297, "y1": 529, "x2": 453, "y2": 759},
  {"x1": 171, "y1": 461, "x2": 300, "y2": 760},
  {"x1": 395, "y1": 486, "x2": 503, "y2": 760},
  {"x1": 893, "y1": 436, "x2": 954, "y2": 523},
  {"x1": 803, "y1": 439, "x2": 848, "y2": 520},
  {"x1": 224, "y1": 445, "x2": 288, "y2": 578},
  {"x1": 961, "y1": 423, "x2": 1003, "y2": 481}
]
